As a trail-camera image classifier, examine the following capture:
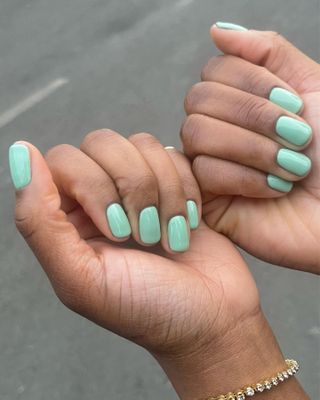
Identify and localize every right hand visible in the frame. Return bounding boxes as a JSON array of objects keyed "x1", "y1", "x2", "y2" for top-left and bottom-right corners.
[{"x1": 181, "y1": 27, "x2": 320, "y2": 274}]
